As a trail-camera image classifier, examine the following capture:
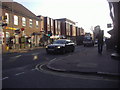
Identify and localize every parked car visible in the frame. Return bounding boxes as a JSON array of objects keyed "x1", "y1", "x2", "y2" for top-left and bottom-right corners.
[
  {"x1": 46, "y1": 39, "x2": 75, "y2": 54},
  {"x1": 83, "y1": 37, "x2": 94, "y2": 47}
]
